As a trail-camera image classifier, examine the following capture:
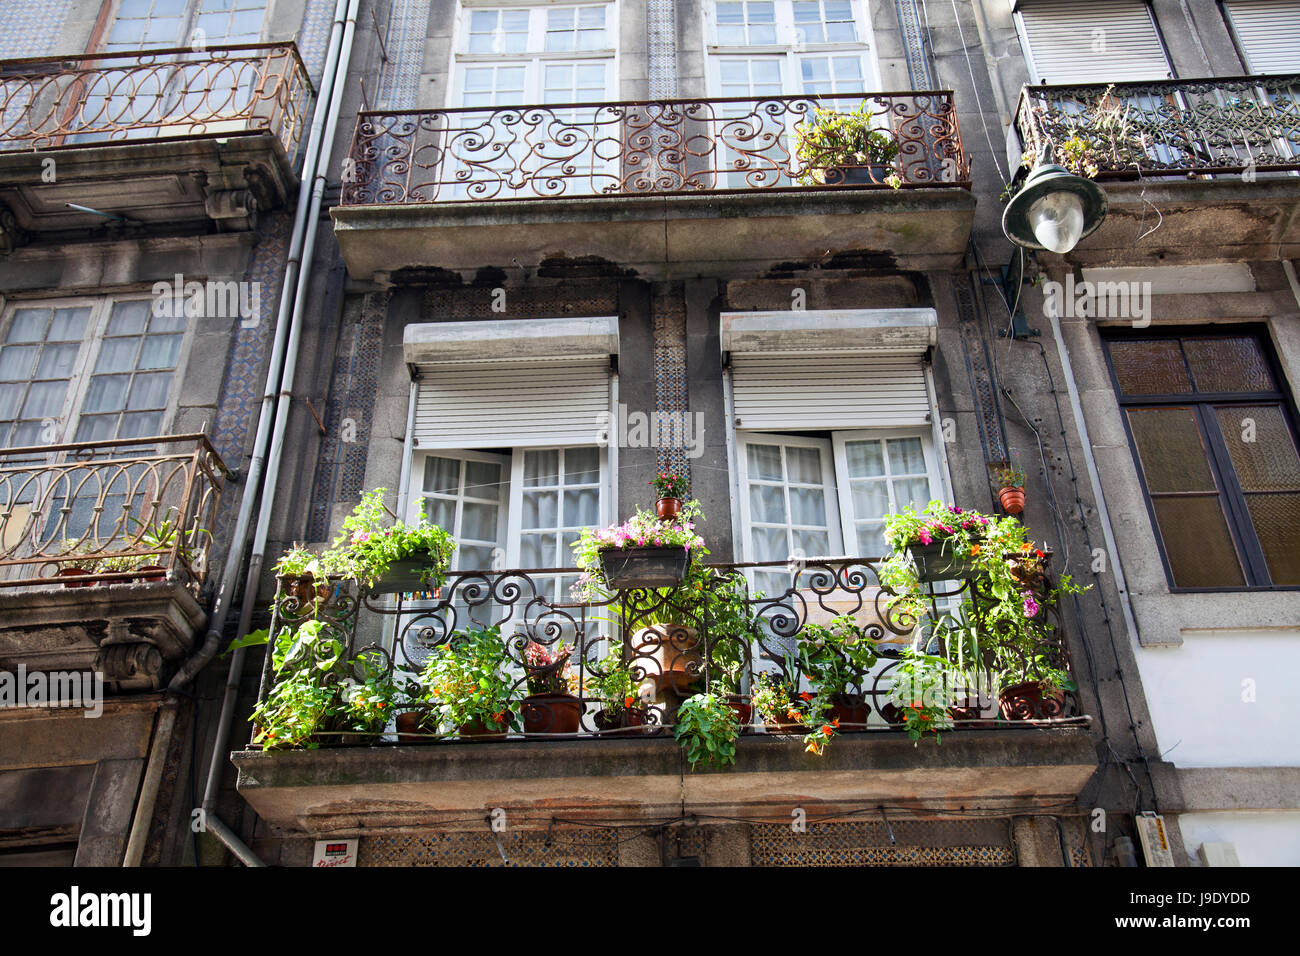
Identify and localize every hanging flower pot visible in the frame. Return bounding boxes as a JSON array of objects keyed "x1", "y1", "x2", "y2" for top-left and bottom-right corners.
[
  {"x1": 655, "y1": 496, "x2": 683, "y2": 520},
  {"x1": 997, "y1": 681, "x2": 1066, "y2": 720},
  {"x1": 998, "y1": 486, "x2": 1026, "y2": 515},
  {"x1": 597, "y1": 546, "x2": 690, "y2": 589},
  {"x1": 907, "y1": 541, "x2": 979, "y2": 582}
]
